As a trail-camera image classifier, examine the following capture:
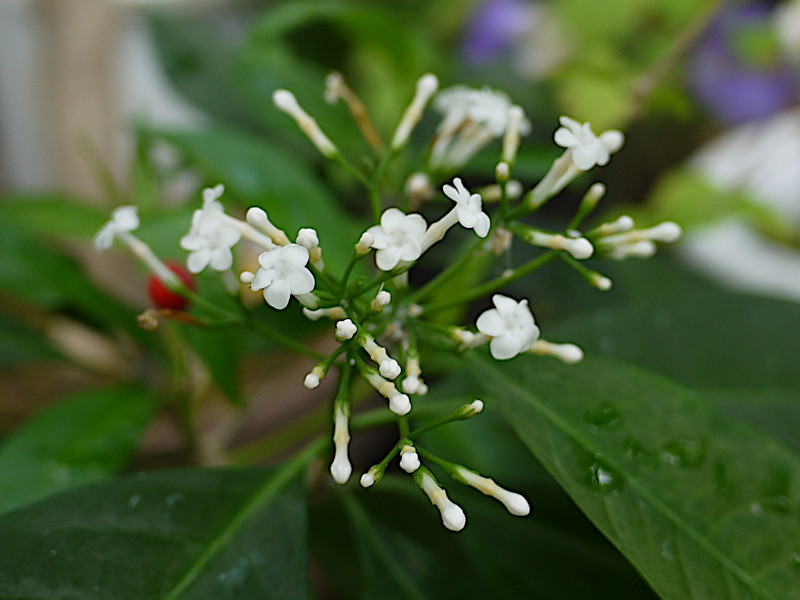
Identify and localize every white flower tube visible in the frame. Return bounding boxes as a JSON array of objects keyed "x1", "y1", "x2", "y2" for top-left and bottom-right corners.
[
  {"x1": 329, "y1": 402, "x2": 352, "y2": 484},
  {"x1": 273, "y1": 89, "x2": 339, "y2": 159},
  {"x1": 391, "y1": 73, "x2": 439, "y2": 150},
  {"x1": 415, "y1": 468, "x2": 466, "y2": 531},
  {"x1": 453, "y1": 466, "x2": 530, "y2": 517}
]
